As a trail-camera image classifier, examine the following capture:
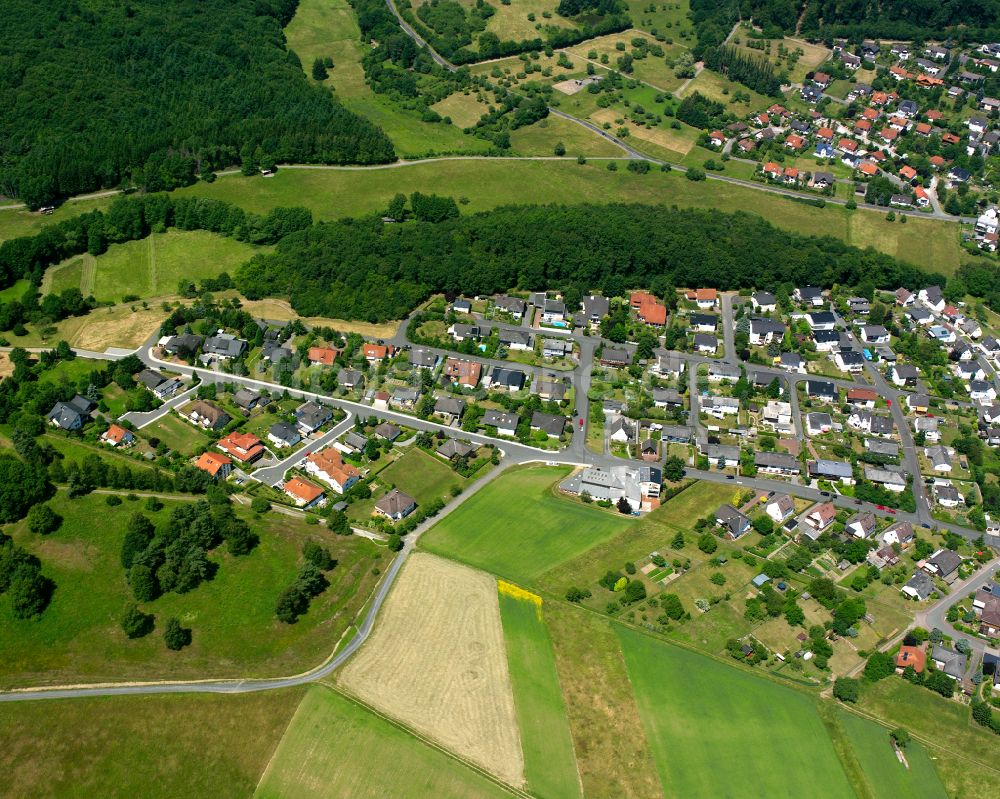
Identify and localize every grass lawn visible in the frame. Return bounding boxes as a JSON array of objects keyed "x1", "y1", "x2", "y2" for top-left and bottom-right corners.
[
  {"x1": 538, "y1": 479, "x2": 735, "y2": 597},
  {"x1": 835, "y1": 708, "x2": 947, "y2": 799},
  {"x1": 508, "y1": 115, "x2": 625, "y2": 157},
  {"x1": 285, "y1": 0, "x2": 492, "y2": 157},
  {"x1": 141, "y1": 412, "x2": 211, "y2": 456},
  {"x1": 349, "y1": 446, "x2": 465, "y2": 521},
  {"x1": 544, "y1": 602, "x2": 661, "y2": 798},
  {"x1": 0, "y1": 197, "x2": 112, "y2": 244},
  {"x1": 626, "y1": 0, "x2": 694, "y2": 40},
  {"x1": 0, "y1": 493, "x2": 385, "y2": 687},
  {"x1": 498, "y1": 588, "x2": 581, "y2": 799},
  {"x1": 616, "y1": 625, "x2": 856, "y2": 798},
  {"x1": 254, "y1": 685, "x2": 515, "y2": 799},
  {"x1": 676, "y1": 68, "x2": 775, "y2": 113},
  {"x1": 0, "y1": 688, "x2": 304, "y2": 799},
  {"x1": 419, "y1": 465, "x2": 632, "y2": 585},
  {"x1": 40, "y1": 231, "x2": 260, "y2": 302},
  {"x1": 858, "y1": 678, "x2": 1000, "y2": 799},
  {"x1": 172, "y1": 162, "x2": 964, "y2": 275},
  {"x1": 480, "y1": 0, "x2": 576, "y2": 42}
]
